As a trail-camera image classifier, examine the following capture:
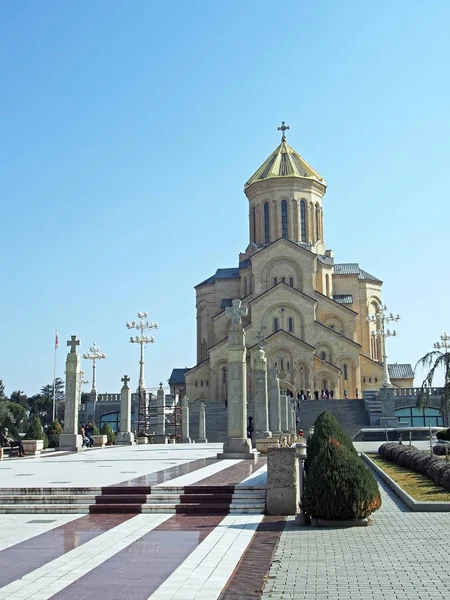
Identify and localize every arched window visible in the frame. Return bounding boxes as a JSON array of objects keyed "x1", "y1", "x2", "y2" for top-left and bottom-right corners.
[
  {"x1": 343, "y1": 364, "x2": 348, "y2": 381},
  {"x1": 273, "y1": 277, "x2": 278, "y2": 286},
  {"x1": 325, "y1": 274, "x2": 330, "y2": 297},
  {"x1": 281, "y1": 200, "x2": 288, "y2": 238},
  {"x1": 222, "y1": 367, "x2": 227, "y2": 383},
  {"x1": 289, "y1": 277, "x2": 294, "y2": 287},
  {"x1": 264, "y1": 202, "x2": 270, "y2": 244},
  {"x1": 287, "y1": 361, "x2": 290, "y2": 371},
  {"x1": 288, "y1": 317, "x2": 294, "y2": 333},
  {"x1": 282, "y1": 276, "x2": 285, "y2": 283},
  {"x1": 273, "y1": 318, "x2": 279, "y2": 332},
  {"x1": 252, "y1": 206, "x2": 256, "y2": 243},
  {"x1": 300, "y1": 200, "x2": 307, "y2": 242},
  {"x1": 315, "y1": 204, "x2": 320, "y2": 241},
  {"x1": 321, "y1": 351, "x2": 326, "y2": 360}
]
